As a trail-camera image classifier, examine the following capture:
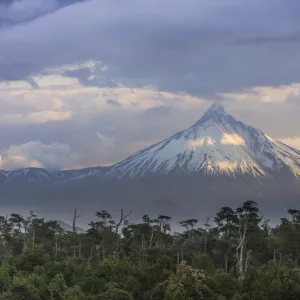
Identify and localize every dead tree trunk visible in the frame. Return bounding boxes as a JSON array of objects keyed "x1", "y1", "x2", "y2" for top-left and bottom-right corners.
[
  {"x1": 115, "y1": 209, "x2": 132, "y2": 234},
  {"x1": 224, "y1": 251, "x2": 229, "y2": 273},
  {"x1": 78, "y1": 238, "x2": 82, "y2": 257},
  {"x1": 203, "y1": 217, "x2": 211, "y2": 255},
  {"x1": 73, "y1": 209, "x2": 80, "y2": 233},
  {"x1": 23, "y1": 224, "x2": 28, "y2": 252},
  {"x1": 236, "y1": 222, "x2": 251, "y2": 283},
  {"x1": 54, "y1": 233, "x2": 58, "y2": 259},
  {"x1": 32, "y1": 226, "x2": 36, "y2": 248},
  {"x1": 72, "y1": 209, "x2": 81, "y2": 257}
]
